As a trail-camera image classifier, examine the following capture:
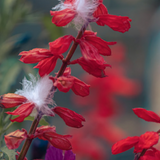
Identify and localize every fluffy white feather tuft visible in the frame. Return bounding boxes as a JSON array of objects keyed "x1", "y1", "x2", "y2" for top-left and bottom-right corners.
[
  {"x1": 53, "y1": 0, "x2": 99, "y2": 29},
  {"x1": 15, "y1": 74, "x2": 56, "y2": 116}
]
